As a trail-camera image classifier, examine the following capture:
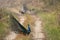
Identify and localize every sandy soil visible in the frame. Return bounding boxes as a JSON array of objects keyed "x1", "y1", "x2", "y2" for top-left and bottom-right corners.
[{"x1": 31, "y1": 15, "x2": 45, "y2": 40}]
